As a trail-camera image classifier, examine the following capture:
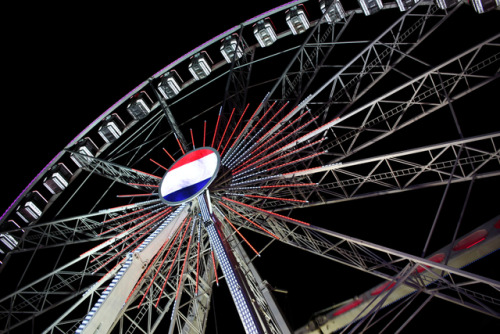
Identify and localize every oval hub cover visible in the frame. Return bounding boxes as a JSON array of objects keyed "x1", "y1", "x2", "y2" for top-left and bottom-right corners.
[{"x1": 159, "y1": 147, "x2": 220, "y2": 205}]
